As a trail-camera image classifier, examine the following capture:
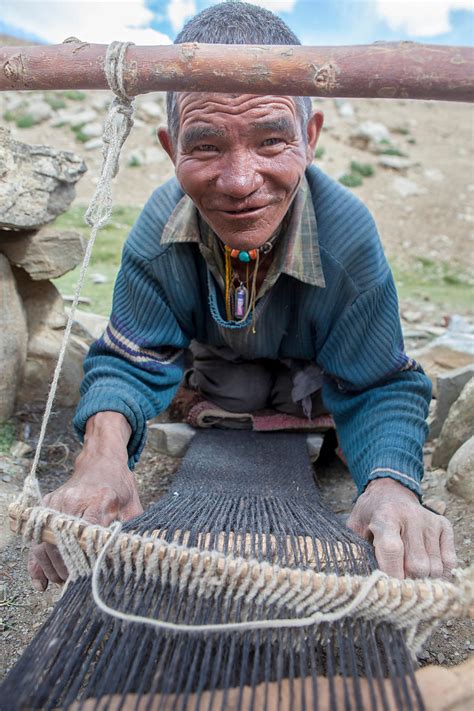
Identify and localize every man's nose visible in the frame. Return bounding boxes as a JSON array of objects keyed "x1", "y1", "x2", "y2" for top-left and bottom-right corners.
[{"x1": 215, "y1": 151, "x2": 263, "y2": 198}]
